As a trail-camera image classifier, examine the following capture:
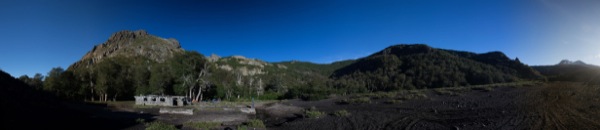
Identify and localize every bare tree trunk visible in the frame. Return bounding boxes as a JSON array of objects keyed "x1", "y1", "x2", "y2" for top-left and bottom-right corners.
[
  {"x1": 104, "y1": 93, "x2": 108, "y2": 102},
  {"x1": 91, "y1": 88, "x2": 94, "y2": 101},
  {"x1": 191, "y1": 88, "x2": 195, "y2": 101},
  {"x1": 113, "y1": 93, "x2": 118, "y2": 102},
  {"x1": 189, "y1": 87, "x2": 193, "y2": 99},
  {"x1": 226, "y1": 89, "x2": 232, "y2": 101},
  {"x1": 257, "y1": 78, "x2": 263, "y2": 97},
  {"x1": 195, "y1": 86, "x2": 202, "y2": 102}
]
